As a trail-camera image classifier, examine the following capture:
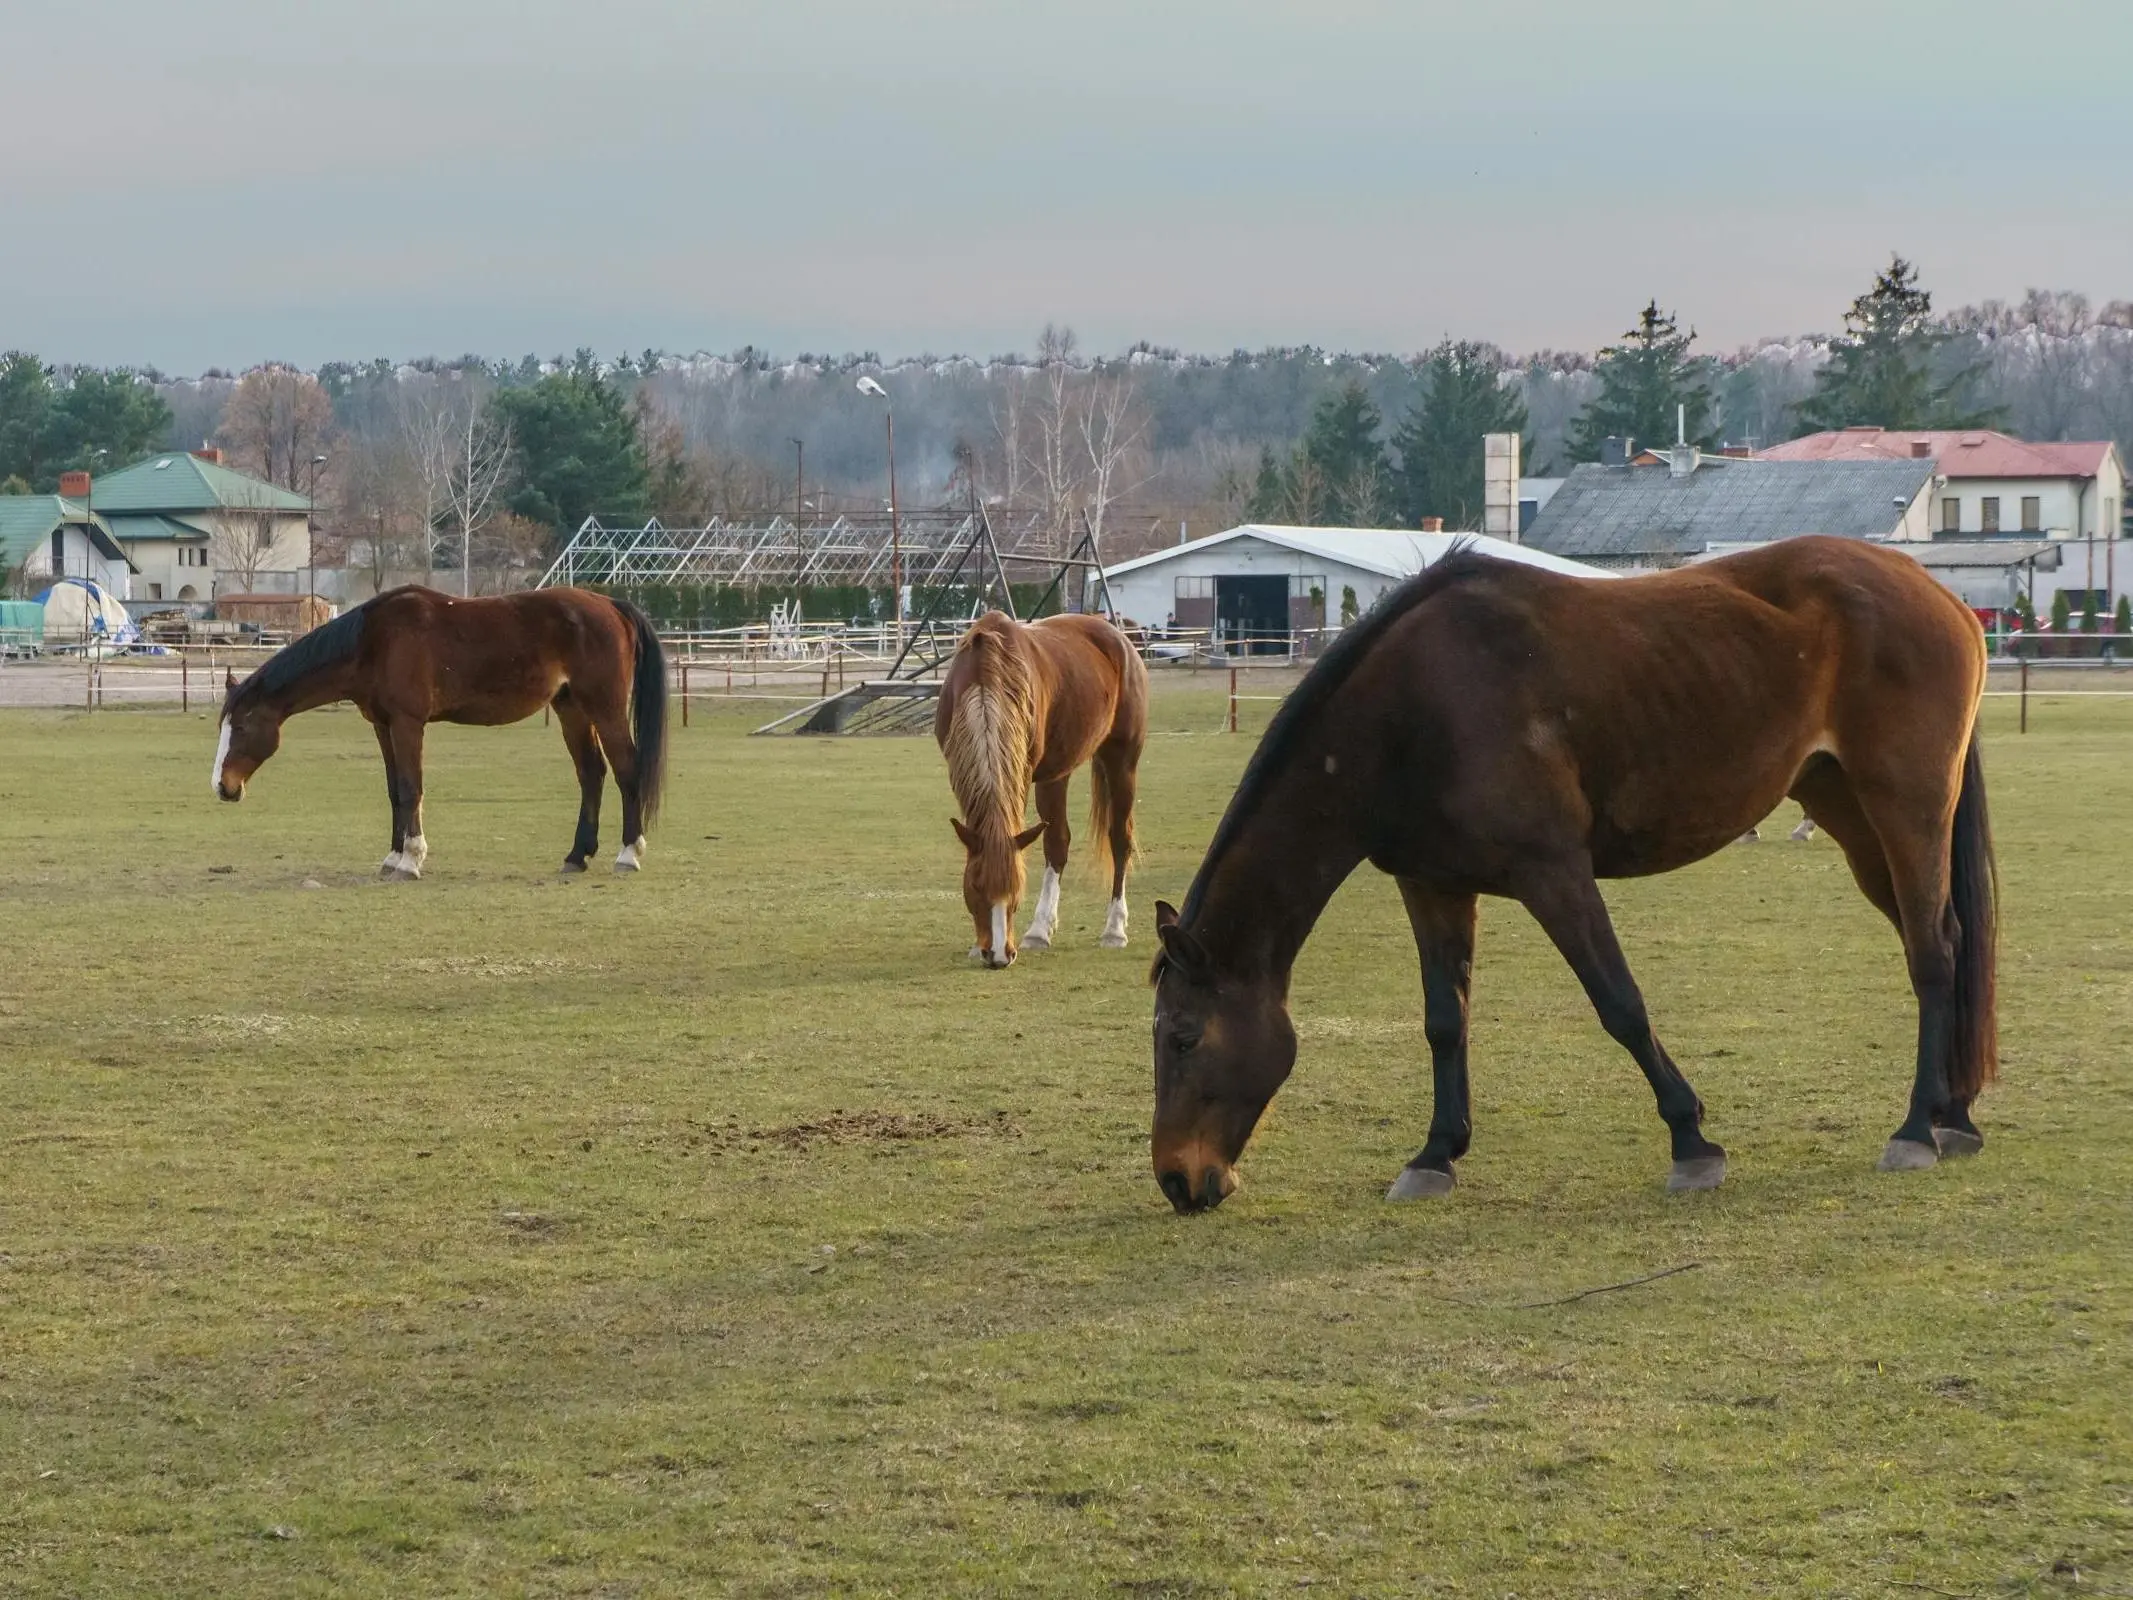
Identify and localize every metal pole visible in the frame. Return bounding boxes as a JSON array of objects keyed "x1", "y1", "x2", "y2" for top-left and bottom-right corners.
[
  {"x1": 1228, "y1": 667, "x2": 1238, "y2": 733},
  {"x1": 792, "y1": 439, "x2": 804, "y2": 529},
  {"x1": 2020, "y1": 655, "x2": 2029, "y2": 734},
  {"x1": 682, "y1": 661, "x2": 690, "y2": 726},
  {"x1": 886, "y1": 410, "x2": 904, "y2": 647},
  {"x1": 182, "y1": 653, "x2": 188, "y2": 714}
]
